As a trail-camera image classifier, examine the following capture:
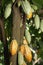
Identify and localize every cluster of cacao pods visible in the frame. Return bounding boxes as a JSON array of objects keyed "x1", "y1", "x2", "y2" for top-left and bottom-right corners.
[
  {"x1": 18, "y1": 37, "x2": 32, "y2": 65},
  {"x1": 9, "y1": 38, "x2": 32, "y2": 65}
]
